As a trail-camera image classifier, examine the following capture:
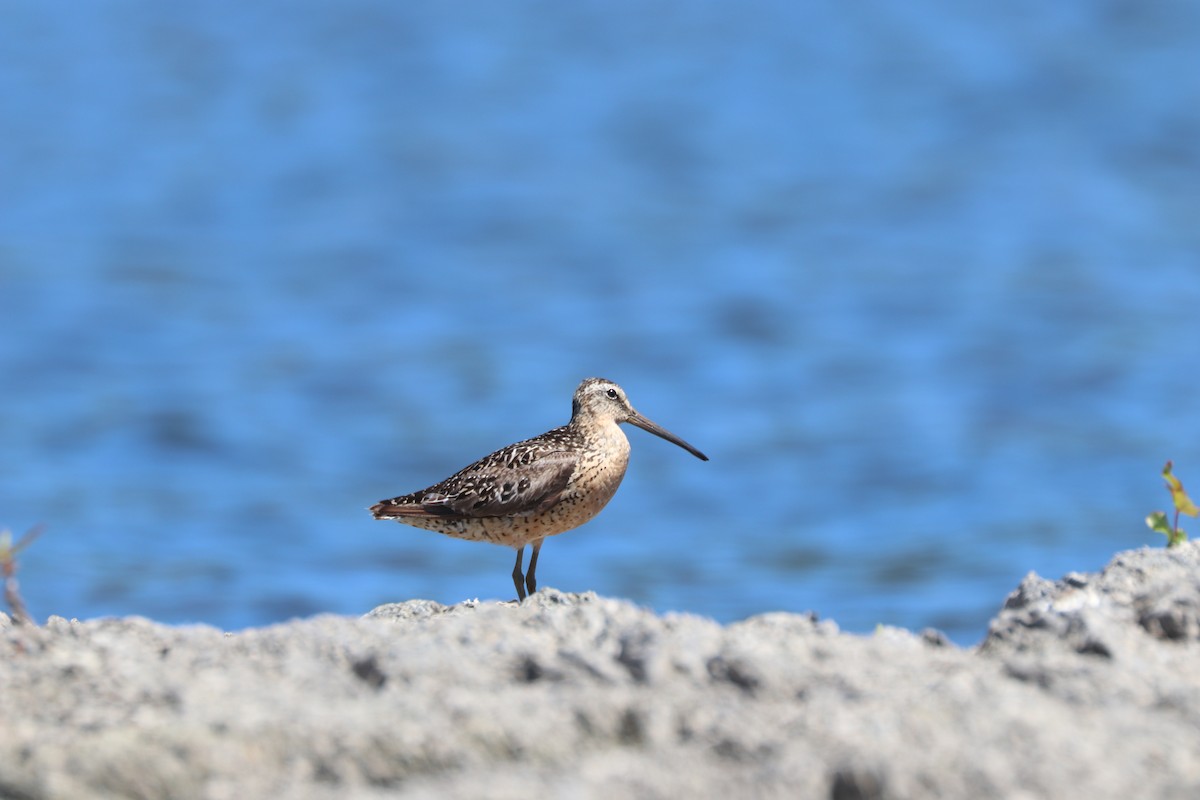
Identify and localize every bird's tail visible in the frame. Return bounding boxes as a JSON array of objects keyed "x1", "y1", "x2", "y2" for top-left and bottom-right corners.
[
  {"x1": 369, "y1": 499, "x2": 406, "y2": 519},
  {"x1": 370, "y1": 497, "x2": 443, "y2": 519}
]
